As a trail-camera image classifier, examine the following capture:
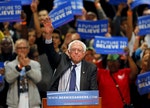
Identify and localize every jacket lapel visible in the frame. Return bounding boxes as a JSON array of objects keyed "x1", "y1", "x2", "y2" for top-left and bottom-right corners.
[
  {"x1": 80, "y1": 60, "x2": 87, "y2": 90},
  {"x1": 50, "y1": 60, "x2": 72, "y2": 87}
]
